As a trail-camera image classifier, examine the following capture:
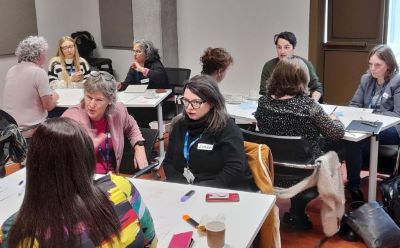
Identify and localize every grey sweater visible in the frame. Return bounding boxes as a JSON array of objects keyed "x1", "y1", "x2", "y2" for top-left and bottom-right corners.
[{"x1": 350, "y1": 73, "x2": 400, "y2": 137}]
